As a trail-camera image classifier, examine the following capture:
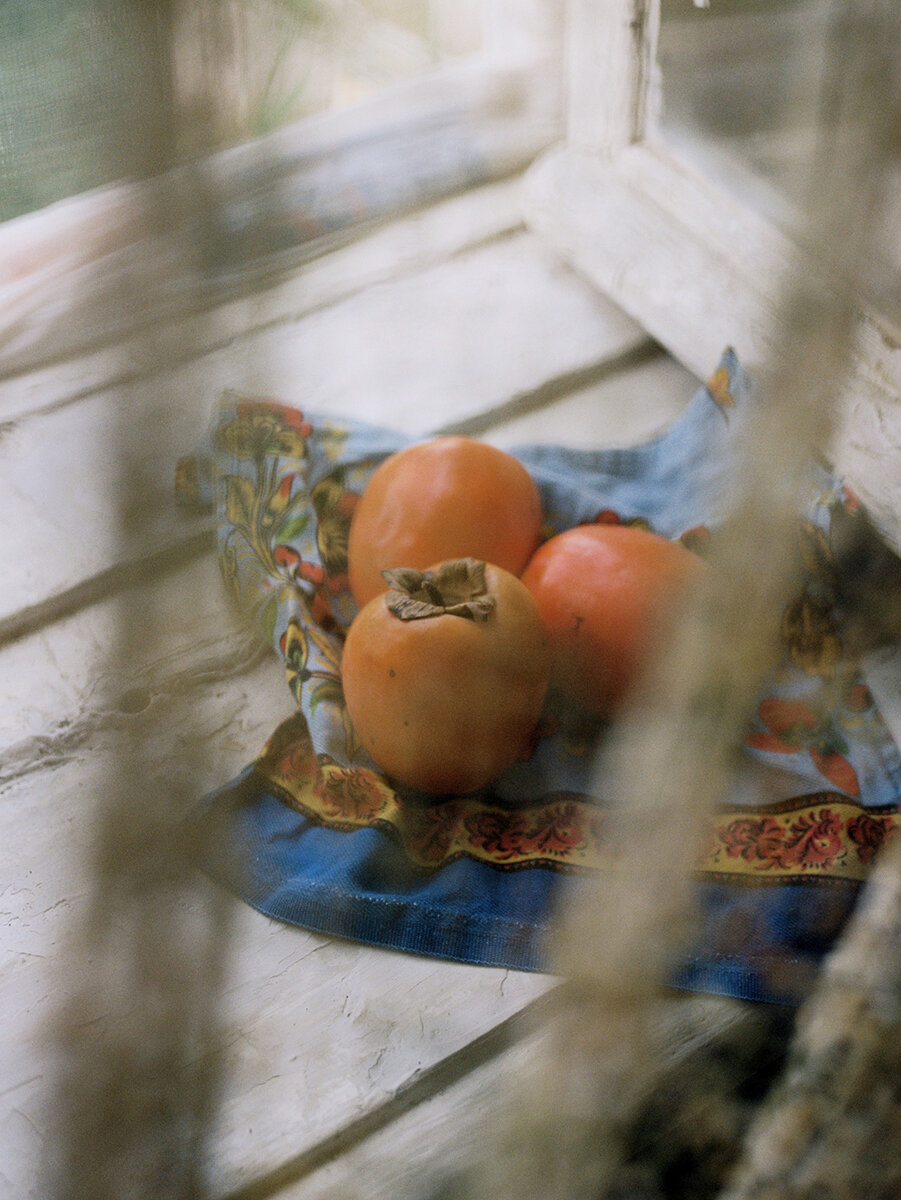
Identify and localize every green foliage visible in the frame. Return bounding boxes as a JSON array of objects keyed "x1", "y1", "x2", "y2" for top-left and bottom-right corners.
[
  {"x1": 0, "y1": 0, "x2": 323, "y2": 222},
  {"x1": 245, "y1": 0, "x2": 326, "y2": 138},
  {"x1": 0, "y1": 1, "x2": 171, "y2": 220}
]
